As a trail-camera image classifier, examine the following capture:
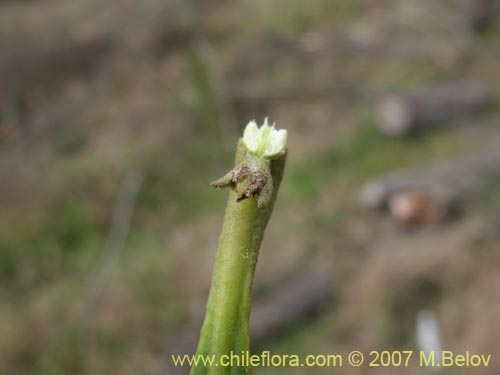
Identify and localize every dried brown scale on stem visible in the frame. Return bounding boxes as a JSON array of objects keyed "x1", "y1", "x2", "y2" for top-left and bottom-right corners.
[{"x1": 211, "y1": 165, "x2": 269, "y2": 204}]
